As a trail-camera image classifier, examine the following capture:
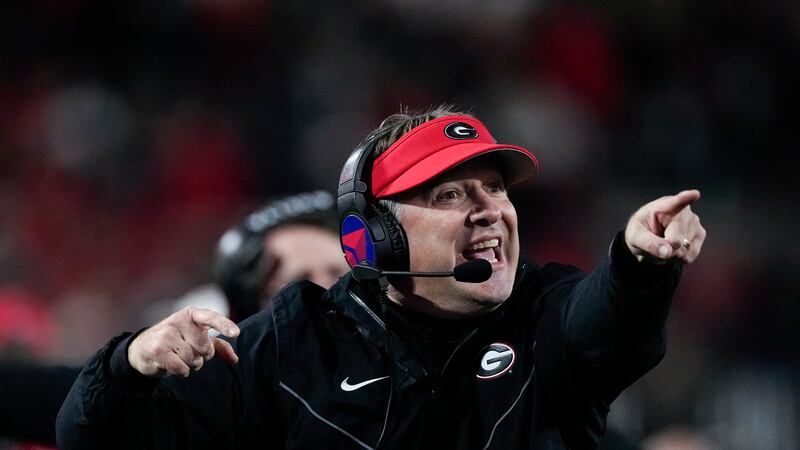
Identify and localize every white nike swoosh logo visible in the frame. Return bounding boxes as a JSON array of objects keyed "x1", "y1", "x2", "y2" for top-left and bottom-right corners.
[{"x1": 340, "y1": 376, "x2": 389, "y2": 392}]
